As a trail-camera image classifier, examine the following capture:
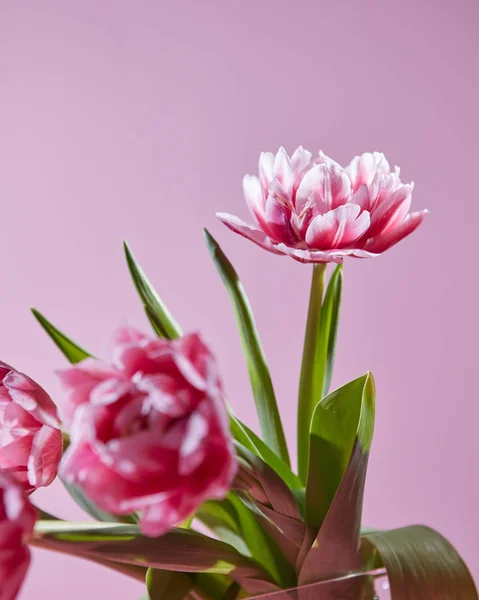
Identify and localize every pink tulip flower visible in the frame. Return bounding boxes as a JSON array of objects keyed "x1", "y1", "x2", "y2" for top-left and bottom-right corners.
[
  {"x1": 58, "y1": 328, "x2": 237, "y2": 537},
  {"x1": 0, "y1": 471, "x2": 36, "y2": 600},
  {"x1": 217, "y1": 147, "x2": 427, "y2": 263},
  {"x1": 0, "y1": 362, "x2": 63, "y2": 492}
]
